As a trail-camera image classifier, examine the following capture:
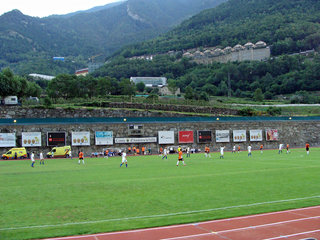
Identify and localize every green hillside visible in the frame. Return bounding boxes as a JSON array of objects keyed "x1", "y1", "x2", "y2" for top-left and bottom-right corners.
[
  {"x1": 114, "y1": 0, "x2": 320, "y2": 57},
  {"x1": 92, "y1": 0, "x2": 320, "y2": 102},
  {"x1": 0, "y1": 0, "x2": 226, "y2": 75}
]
